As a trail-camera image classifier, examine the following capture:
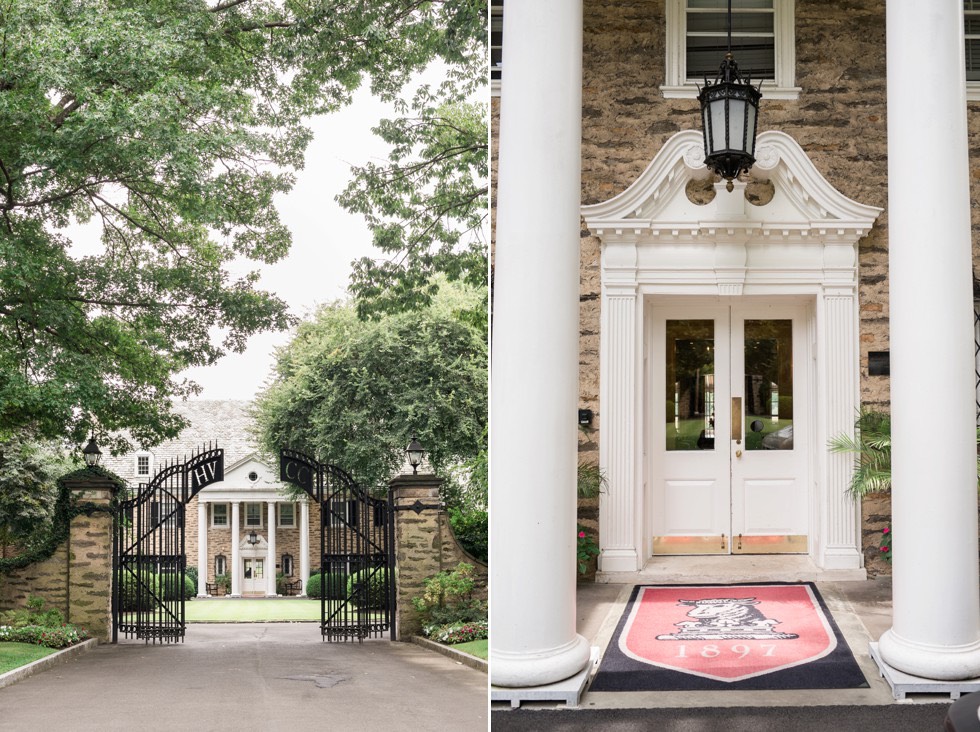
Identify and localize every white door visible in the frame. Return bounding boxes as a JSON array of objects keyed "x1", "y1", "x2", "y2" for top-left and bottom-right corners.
[
  {"x1": 243, "y1": 557, "x2": 265, "y2": 594},
  {"x1": 650, "y1": 300, "x2": 808, "y2": 555}
]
